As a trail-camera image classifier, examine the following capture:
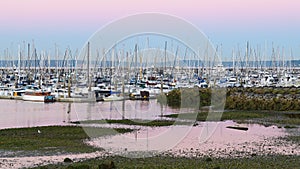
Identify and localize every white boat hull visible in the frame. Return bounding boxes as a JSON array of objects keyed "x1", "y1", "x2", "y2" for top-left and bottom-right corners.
[
  {"x1": 23, "y1": 95, "x2": 45, "y2": 102},
  {"x1": 103, "y1": 95, "x2": 124, "y2": 101}
]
